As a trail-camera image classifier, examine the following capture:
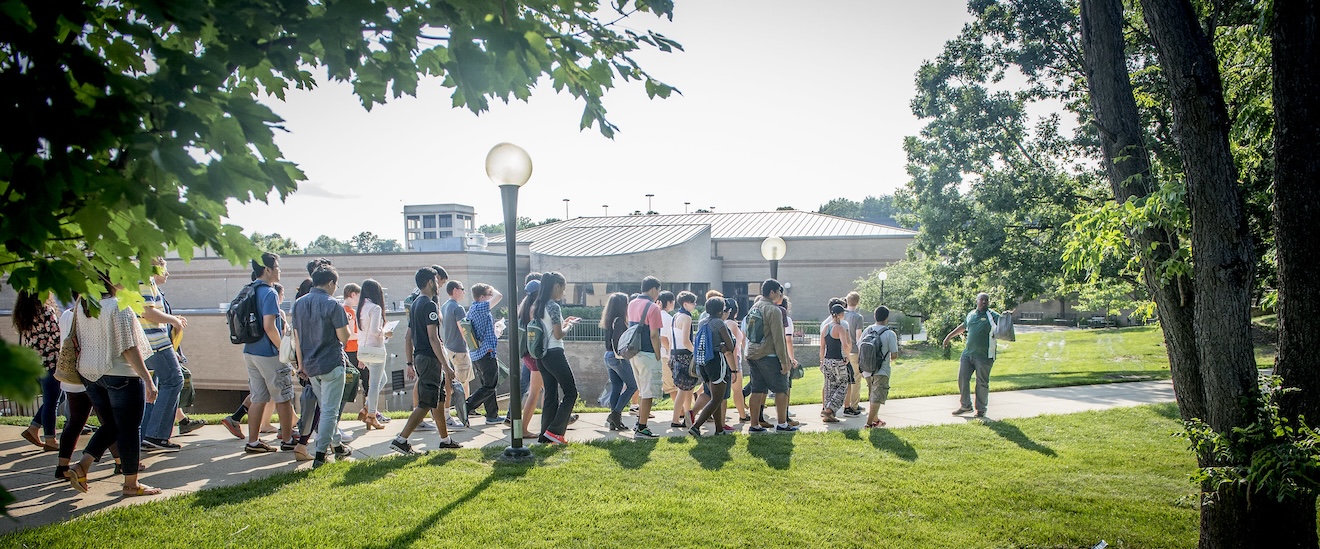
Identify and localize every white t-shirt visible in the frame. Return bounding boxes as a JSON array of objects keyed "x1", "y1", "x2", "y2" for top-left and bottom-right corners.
[{"x1": 659, "y1": 310, "x2": 674, "y2": 354}]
